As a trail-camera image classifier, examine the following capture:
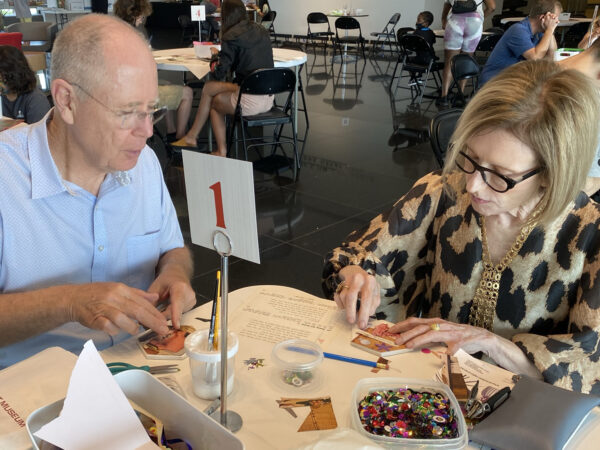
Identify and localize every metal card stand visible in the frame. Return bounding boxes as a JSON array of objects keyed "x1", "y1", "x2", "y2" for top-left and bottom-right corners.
[{"x1": 208, "y1": 230, "x2": 243, "y2": 433}]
